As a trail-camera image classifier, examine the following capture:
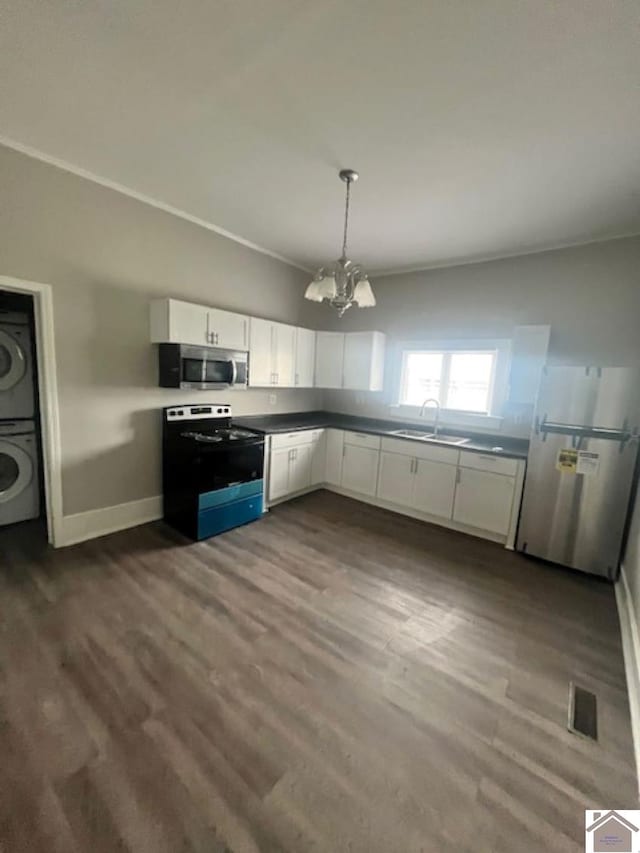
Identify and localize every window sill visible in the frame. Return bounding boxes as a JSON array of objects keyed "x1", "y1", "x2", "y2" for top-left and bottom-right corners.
[{"x1": 388, "y1": 405, "x2": 504, "y2": 432}]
